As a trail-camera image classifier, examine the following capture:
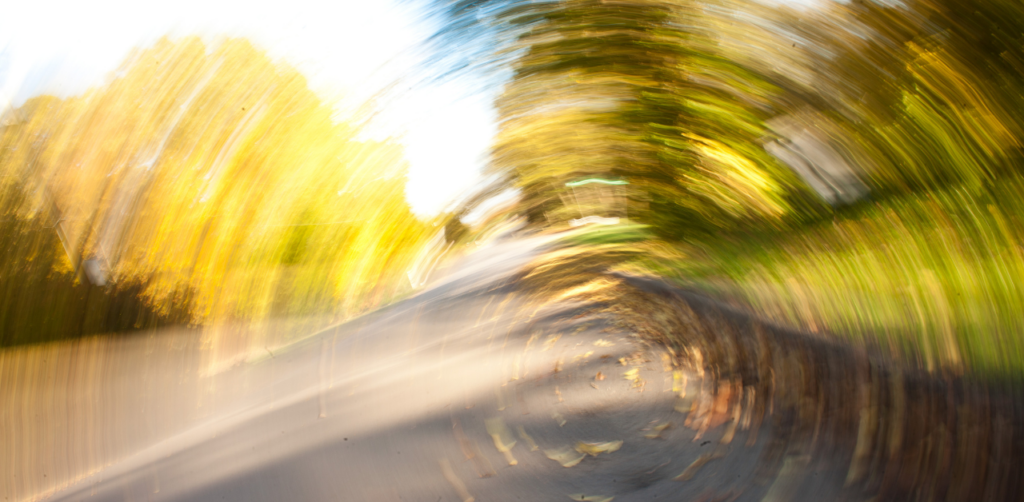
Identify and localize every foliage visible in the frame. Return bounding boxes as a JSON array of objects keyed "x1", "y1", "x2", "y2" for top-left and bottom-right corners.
[
  {"x1": 644, "y1": 178, "x2": 1024, "y2": 377},
  {"x1": 664, "y1": 0, "x2": 1024, "y2": 377},
  {"x1": 0, "y1": 181, "x2": 194, "y2": 346},
  {"x1": 490, "y1": 0, "x2": 822, "y2": 238},
  {"x1": 0, "y1": 37, "x2": 432, "y2": 341},
  {"x1": 431, "y1": 0, "x2": 1024, "y2": 378}
]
